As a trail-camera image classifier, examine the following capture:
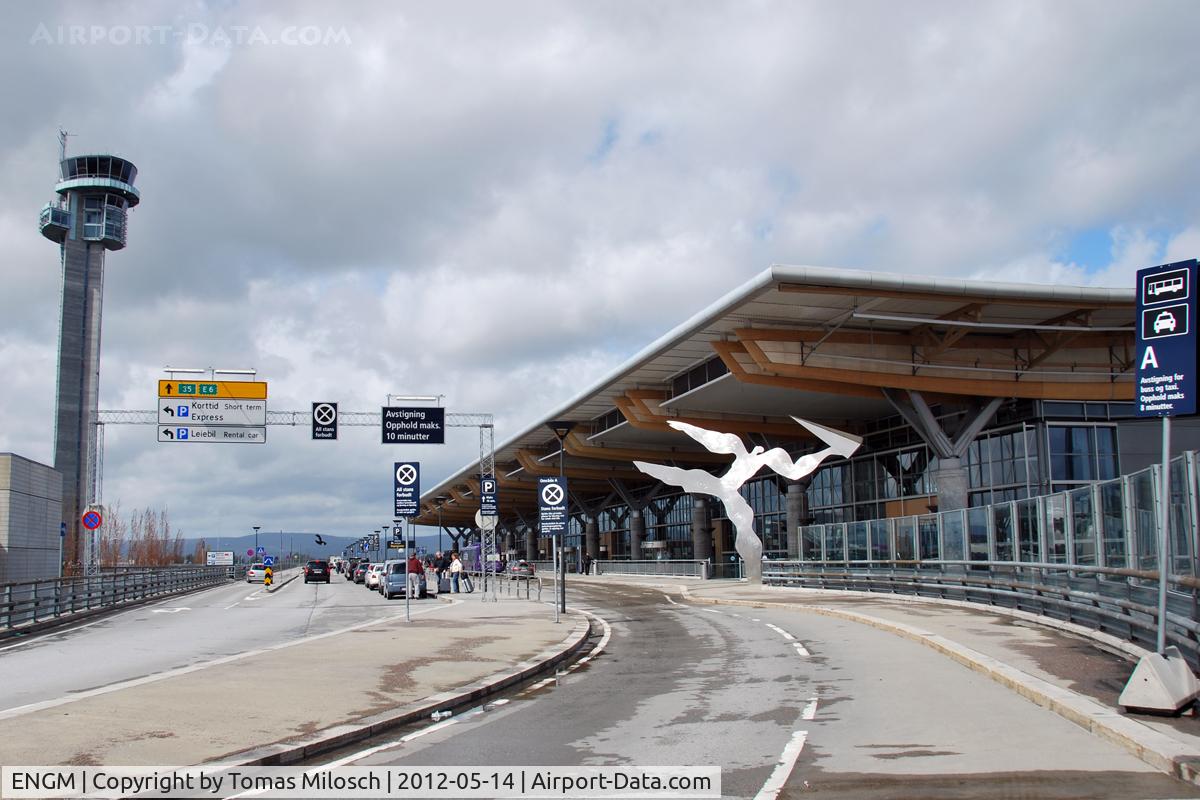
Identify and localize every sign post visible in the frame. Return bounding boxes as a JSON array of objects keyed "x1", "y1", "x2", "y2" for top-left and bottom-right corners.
[
  {"x1": 538, "y1": 476, "x2": 568, "y2": 619},
  {"x1": 394, "y1": 462, "x2": 420, "y2": 518},
  {"x1": 1121, "y1": 258, "x2": 1200, "y2": 713}
]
